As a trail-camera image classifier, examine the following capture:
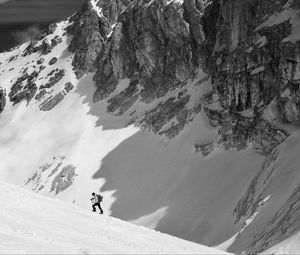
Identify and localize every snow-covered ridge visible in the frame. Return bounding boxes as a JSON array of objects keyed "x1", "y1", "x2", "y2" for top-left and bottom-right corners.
[{"x1": 0, "y1": 181, "x2": 230, "y2": 254}]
